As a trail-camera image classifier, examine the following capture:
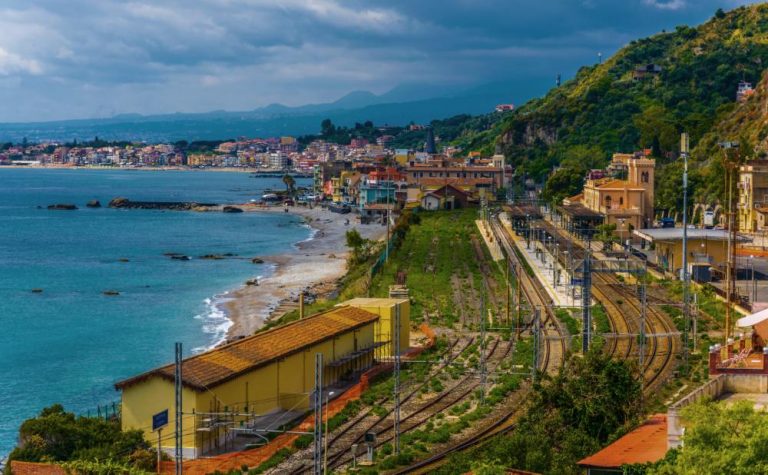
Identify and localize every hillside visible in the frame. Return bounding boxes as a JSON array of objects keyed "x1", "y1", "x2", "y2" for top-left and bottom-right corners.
[{"x1": 486, "y1": 3, "x2": 768, "y2": 208}]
